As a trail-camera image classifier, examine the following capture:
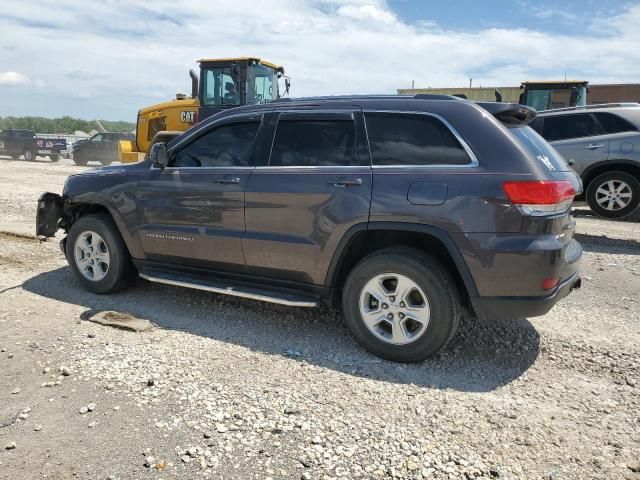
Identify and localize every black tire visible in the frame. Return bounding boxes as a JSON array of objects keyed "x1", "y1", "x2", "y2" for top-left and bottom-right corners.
[
  {"x1": 50, "y1": 154, "x2": 60, "y2": 162},
  {"x1": 586, "y1": 171, "x2": 640, "y2": 219},
  {"x1": 23, "y1": 149, "x2": 34, "y2": 161},
  {"x1": 100, "y1": 158, "x2": 112, "y2": 166},
  {"x1": 73, "y1": 154, "x2": 88, "y2": 166},
  {"x1": 342, "y1": 247, "x2": 461, "y2": 363},
  {"x1": 66, "y1": 213, "x2": 134, "y2": 294}
]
